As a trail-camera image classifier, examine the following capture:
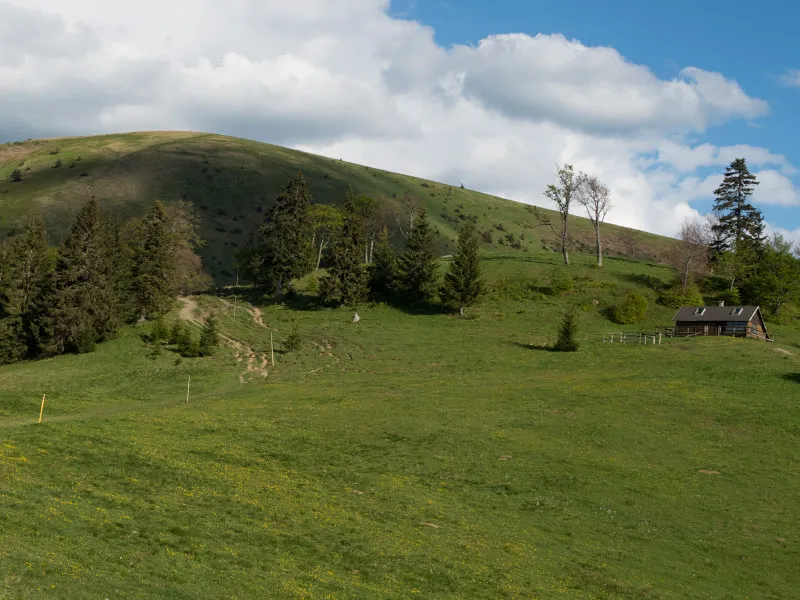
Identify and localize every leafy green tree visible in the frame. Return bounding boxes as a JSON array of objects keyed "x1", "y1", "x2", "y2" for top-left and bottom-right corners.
[
  {"x1": 710, "y1": 158, "x2": 765, "y2": 289},
  {"x1": 38, "y1": 199, "x2": 121, "y2": 355},
  {"x1": 0, "y1": 219, "x2": 54, "y2": 363},
  {"x1": 199, "y1": 312, "x2": 220, "y2": 356},
  {"x1": 369, "y1": 227, "x2": 397, "y2": 300},
  {"x1": 441, "y1": 222, "x2": 485, "y2": 315},
  {"x1": 612, "y1": 291, "x2": 649, "y2": 324},
  {"x1": 657, "y1": 281, "x2": 704, "y2": 309},
  {"x1": 131, "y1": 201, "x2": 173, "y2": 319},
  {"x1": 396, "y1": 208, "x2": 439, "y2": 304},
  {"x1": 257, "y1": 172, "x2": 314, "y2": 295},
  {"x1": 310, "y1": 204, "x2": 343, "y2": 270},
  {"x1": 741, "y1": 235, "x2": 800, "y2": 316},
  {"x1": 319, "y1": 188, "x2": 369, "y2": 306},
  {"x1": 534, "y1": 164, "x2": 578, "y2": 265},
  {"x1": 555, "y1": 305, "x2": 579, "y2": 352}
]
